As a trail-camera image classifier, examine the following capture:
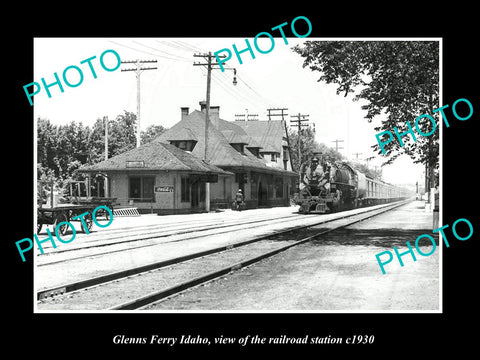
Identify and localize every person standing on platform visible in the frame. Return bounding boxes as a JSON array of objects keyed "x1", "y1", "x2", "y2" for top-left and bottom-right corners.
[{"x1": 235, "y1": 189, "x2": 245, "y2": 211}]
